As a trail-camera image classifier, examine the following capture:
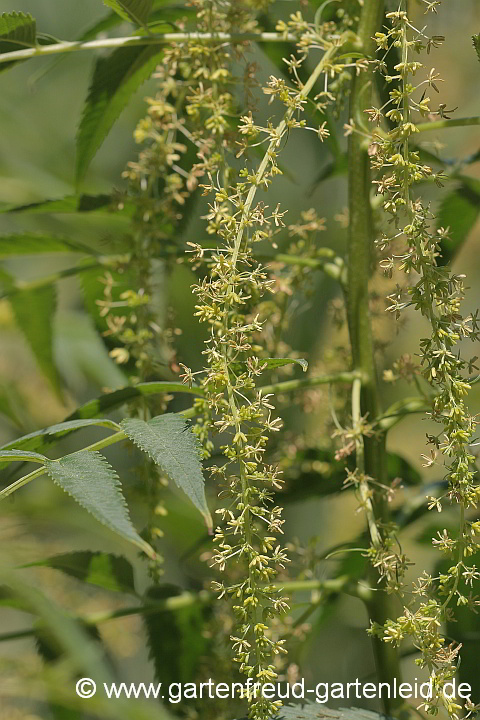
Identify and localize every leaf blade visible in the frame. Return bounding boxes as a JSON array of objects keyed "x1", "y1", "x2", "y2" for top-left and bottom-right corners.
[
  {"x1": 0, "y1": 233, "x2": 93, "y2": 257},
  {"x1": 121, "y1": 414, "x2": 211, "y2": 528},
  {"x1": 263, "y1": 357, "x2": 308, "y2": 372},
  {"x1": 22, "y1": 551, "x2": 136, "y2": 594},
  {"x1": 10, "y1": 284, "x2": 61, "y2": 396},
  {"x1": 76, "y1": 44, "x2": 162, "y2": 182},
  {"x1": 0, "y1": 12, "x2": 36, "y2": 73},
  {"x1": 437, "y1": 177, "x2": 480, "y2": 265},
  {"x1": 103, "y1": 0, "x2": 153, "y2": 25},
  {"x1": 44, "y1": 450, "x2": 155, "y2": 558}
]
